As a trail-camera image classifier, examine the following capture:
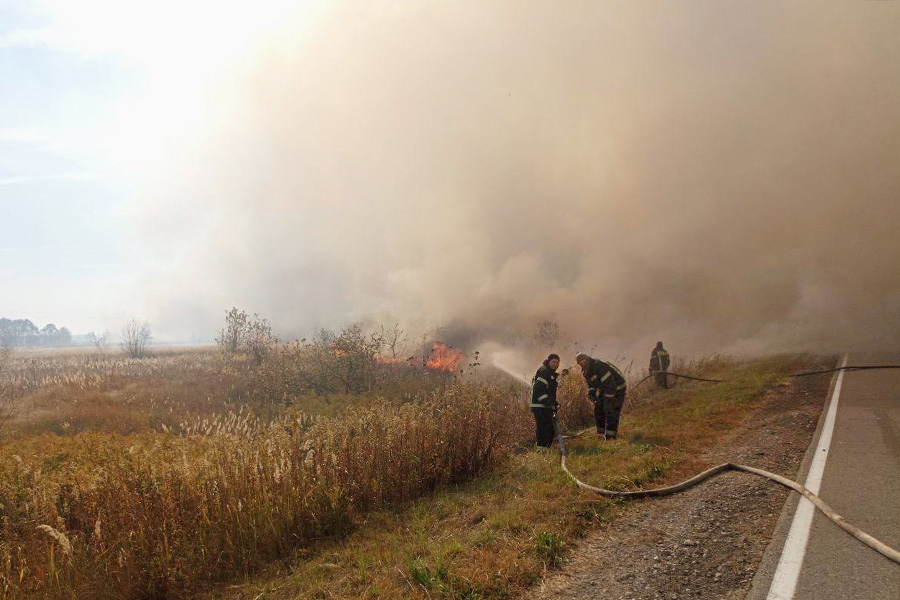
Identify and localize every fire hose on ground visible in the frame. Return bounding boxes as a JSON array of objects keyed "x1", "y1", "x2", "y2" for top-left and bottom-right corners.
[
  {"x1": 552, "y1": 364, "x2": 900, "y2": 566},
  {"x1": 632, "y1": 371, "x2": 726, "y2": 390},
  {"x1": 632, "y1": 364, "x2": 900, "y2": 390}
]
